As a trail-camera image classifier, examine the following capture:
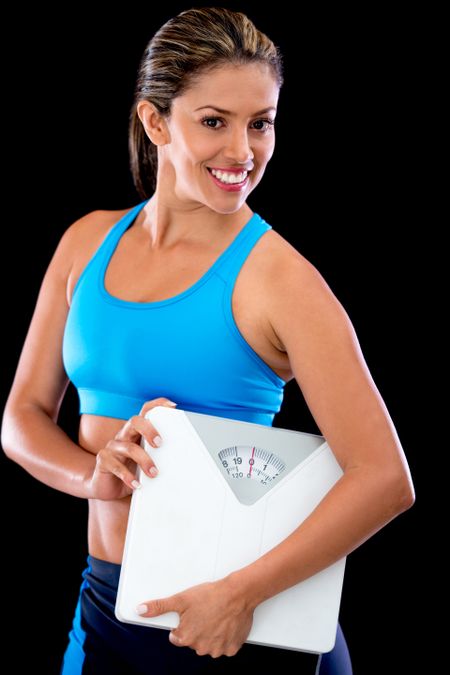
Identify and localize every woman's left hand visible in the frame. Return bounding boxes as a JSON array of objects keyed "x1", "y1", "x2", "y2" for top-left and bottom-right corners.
[{"x1": 136, "y1": 576, "x2": 255, "y2": 657}]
